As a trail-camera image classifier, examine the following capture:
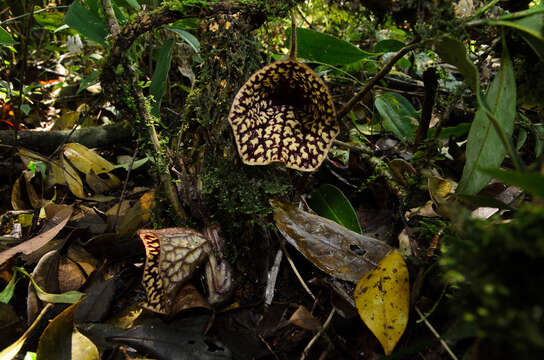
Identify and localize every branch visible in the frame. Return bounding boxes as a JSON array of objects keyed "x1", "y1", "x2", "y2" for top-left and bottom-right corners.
[
  {"x1": 336, "y1": 41, "x2": 422, "y2": 119},
  {"x1": 99, "y1": 0, "x2": 188, "y2": 222},
  {"x1": 0, "y1": 123, "x2": 132, "y2": 154},
  {"x1": 101, "y1": 0, "x2": 120, "y2": 38},
  {"x1": 414, "y1": 67, "x2": 438, "y2": 147},
  {"x1": 101, "y1": 2, "x2": 265, "y2": 90}
]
